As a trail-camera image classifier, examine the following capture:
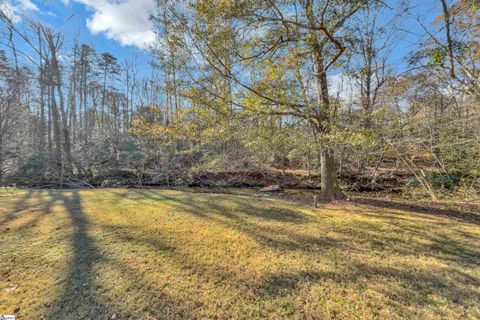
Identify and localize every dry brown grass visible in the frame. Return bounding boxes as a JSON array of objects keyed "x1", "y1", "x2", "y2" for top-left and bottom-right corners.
[{"x1": 0, "y1": 188, "x2": 479, "y2": 319}]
